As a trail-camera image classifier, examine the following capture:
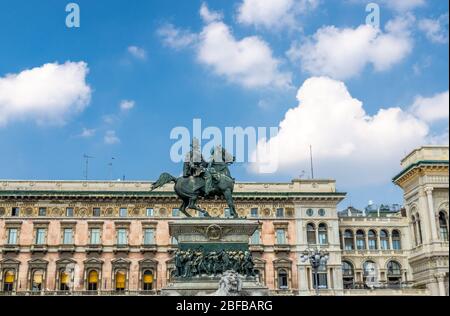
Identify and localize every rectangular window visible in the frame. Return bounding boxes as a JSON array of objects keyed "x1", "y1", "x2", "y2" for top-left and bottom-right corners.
[
  {"x1": 146, "y1": 208, "x2": 154, "y2": 217},
  {"x1": 90, "y1": 228, "x2": 101, "y2": 244},
  {"x1": 381, "y1": 240, "x2": 389, "y2": 250},
  {"x1": 35, "y1": 228, "x2": 46, "y2": 245},
  {"x1": 11, "y1": 207, "x2": 20, "y2": 217},
  {"x1": 251, "y1": 229, "x2": 260, "y2": 245},
  {"x1": 250, "y1": 208, "x2": 259, "y2": 218},
  {"x1": 313, "y1": 272, "x2": 328, "y2": 289},
  {"x1": 276, "y1": 229, "x2": 286, "y2": 245},
  {"x1": 117, "y1": 229, "x2": 128, "y2": 245},
  {"x1": 38, "y1": 208, "x2": 47, "y2": 217},
  {"x1": 93, "y1": 208, "x2": 101, "y2": 217},
  {"x1": 171, "y1": 236, "x2": 178, "y2": 245},
  {"x1": 7, "y1": 228, "x2": 18, "y2": 245},
  {"x1": 66, "y1": 208, "x2": 74, "y2": 217},
  {"x1": 276, "y1": 208, "x2": 284, "y2": 218},
  {"x1": 368, "y1": 239, "x2": 377, "y2": 250},
  {"x1": 392, "y1": 240, "x2": 401, "y2": 250},
  {"x1": 144, "y1": 228, "x2": 155, "y2": 245},
  {"x1": 63, "y1": 228, "x2": 73, "y2": 244},
  {"x1": 172, "y1": 208, "x2": 180, "y2": 217},
  {"x1": 224, "y1": 208, "x2": 231, "y2": 218},
  {"x1": 119, "y1": 208, "x2": 128, "y2": 218}
]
